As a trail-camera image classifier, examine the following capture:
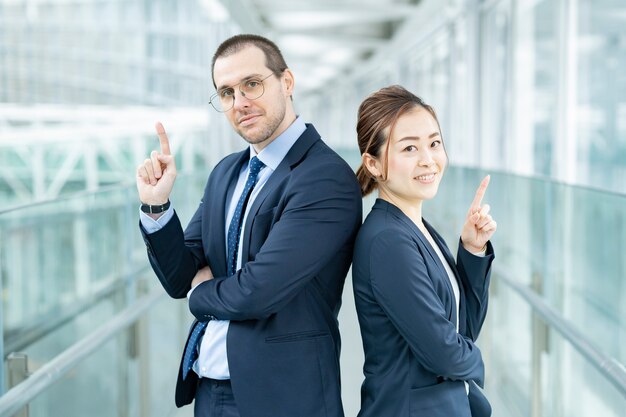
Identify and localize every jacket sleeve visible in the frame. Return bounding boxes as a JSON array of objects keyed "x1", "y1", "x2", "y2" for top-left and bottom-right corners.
[
  {"x1": 188, "y1": 161, "x2": 362, "y2": 321},
  {"x1": 140, "y1": 203, "x2": 207, "y2": 299},
  {"x1": 368, "y1": 230, "x2": 485, "y2": 386},
  {"x1": 456, "y1": 239, "x2": 494, "y2": 341}
]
